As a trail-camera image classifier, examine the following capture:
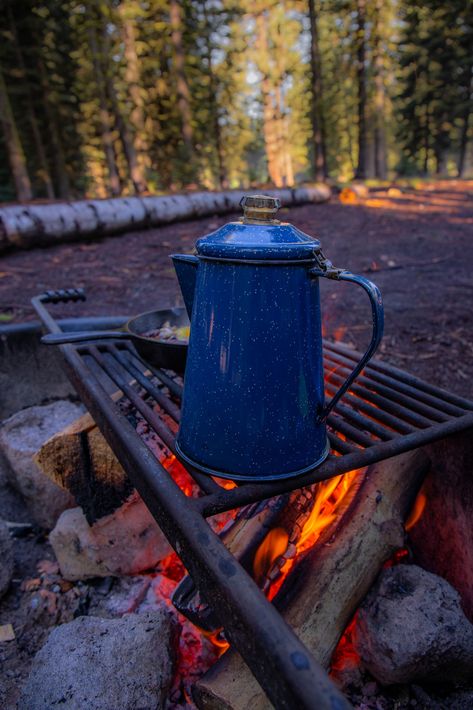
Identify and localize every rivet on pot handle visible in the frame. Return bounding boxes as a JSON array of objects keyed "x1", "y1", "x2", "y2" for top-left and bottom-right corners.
[{"x1": 309, "y1": 249, "x2": 384, "y2": 423}]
